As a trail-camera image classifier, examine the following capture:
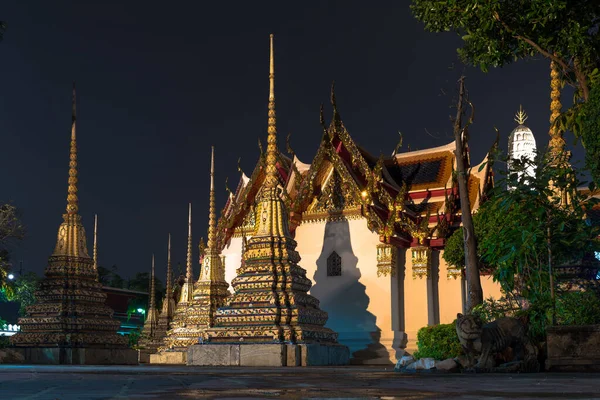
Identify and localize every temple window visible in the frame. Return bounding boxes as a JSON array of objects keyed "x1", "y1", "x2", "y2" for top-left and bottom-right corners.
[{"x1": 327, "y1": 251, "x2": 342, "y2": 276}]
